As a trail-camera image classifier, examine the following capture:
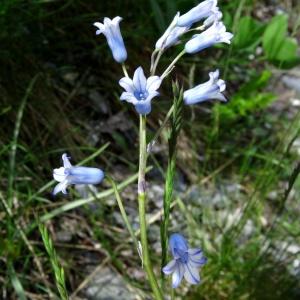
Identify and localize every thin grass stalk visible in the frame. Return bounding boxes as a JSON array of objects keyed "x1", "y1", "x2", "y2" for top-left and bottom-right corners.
[
  {"x1": 137, "y1": 115, "x2": 163, "y2": 300},
  {"x1": 106, "y1": 175, "x2": 139, "y2": 253},
  {"x1": 160, "y1": 83, "x2": 183, "y2": 288},
  {"x1": 39, "y1": 223, "x2": 69, "y2": 300},
  {"x1": 8, "y1": 74, "x2": 40, "y2": 206}
]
